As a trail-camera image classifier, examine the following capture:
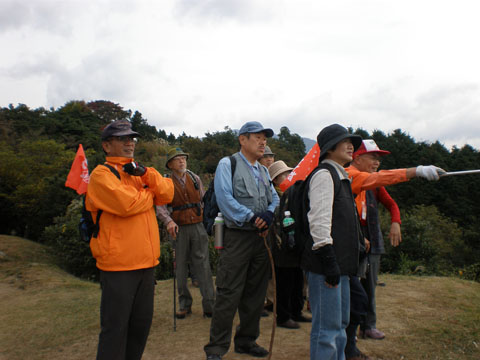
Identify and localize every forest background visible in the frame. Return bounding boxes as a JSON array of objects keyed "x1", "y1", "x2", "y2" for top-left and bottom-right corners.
[{"x1": 1, "y1": 100, "x2": 479, "y2": 282}]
